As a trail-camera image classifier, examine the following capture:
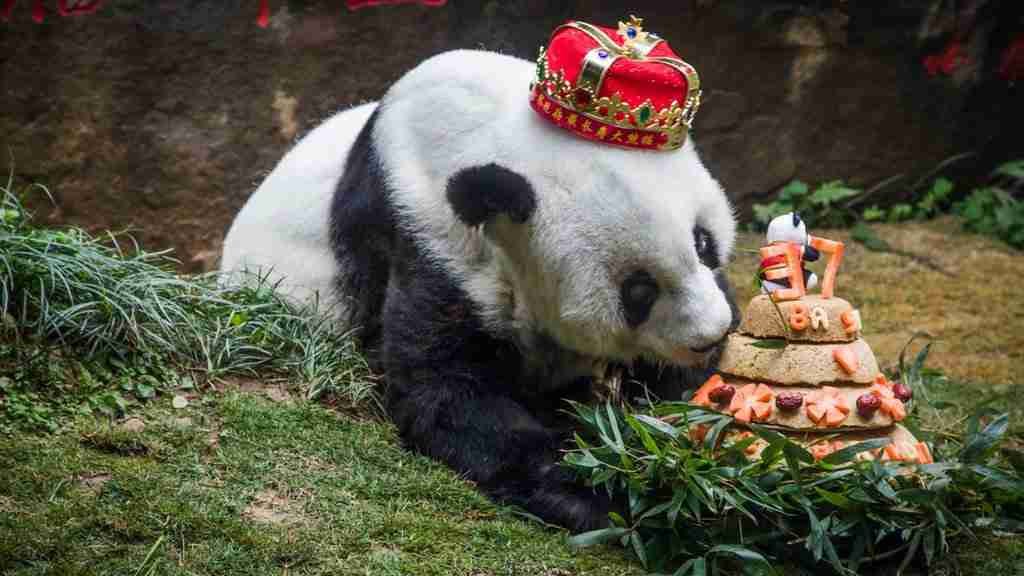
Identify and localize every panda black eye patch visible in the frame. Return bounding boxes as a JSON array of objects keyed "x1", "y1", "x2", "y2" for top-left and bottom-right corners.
[
  {"x1": 621, "y1": 270, "x2": 660, "y2": 327},
  {"x1": 694, "y1": 226, "x2": 720, "y2": 269}
]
